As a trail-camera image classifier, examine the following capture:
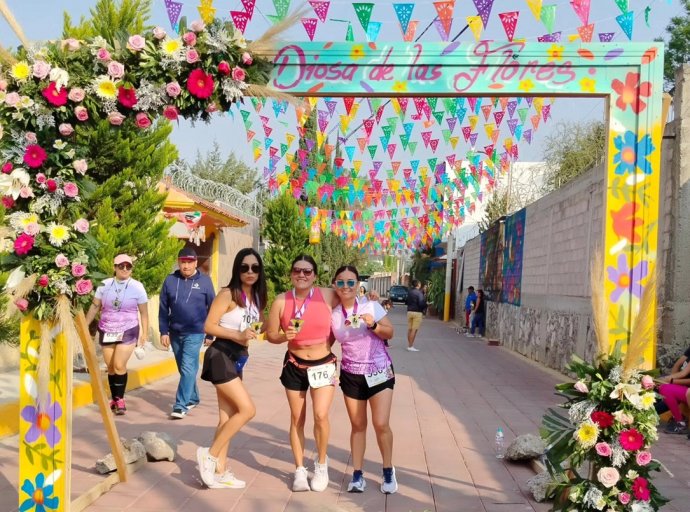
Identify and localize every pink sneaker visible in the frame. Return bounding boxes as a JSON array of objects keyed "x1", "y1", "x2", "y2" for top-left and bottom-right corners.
[
  {"x1": 114, "y1": 398, "x2": 126, "y2": 415},
  {"x1": 109, "y1": 399, "x2": 117, "y2": 411}
]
